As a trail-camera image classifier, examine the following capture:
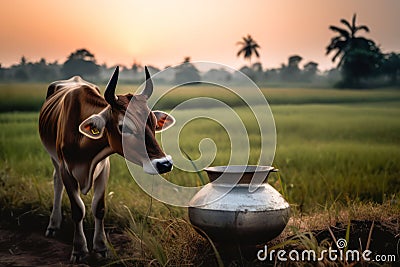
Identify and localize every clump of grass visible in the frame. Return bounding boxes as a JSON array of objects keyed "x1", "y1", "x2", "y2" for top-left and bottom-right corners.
[
  {"x1": 263, "y1": 200, "x2": 400, "y2": 266},
  {"x1": 181, "y1": 149, "x2": 207, "y2": 186},
  {"x1": 113, "y1": 204, "x2": 217, "y2": 266}
]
